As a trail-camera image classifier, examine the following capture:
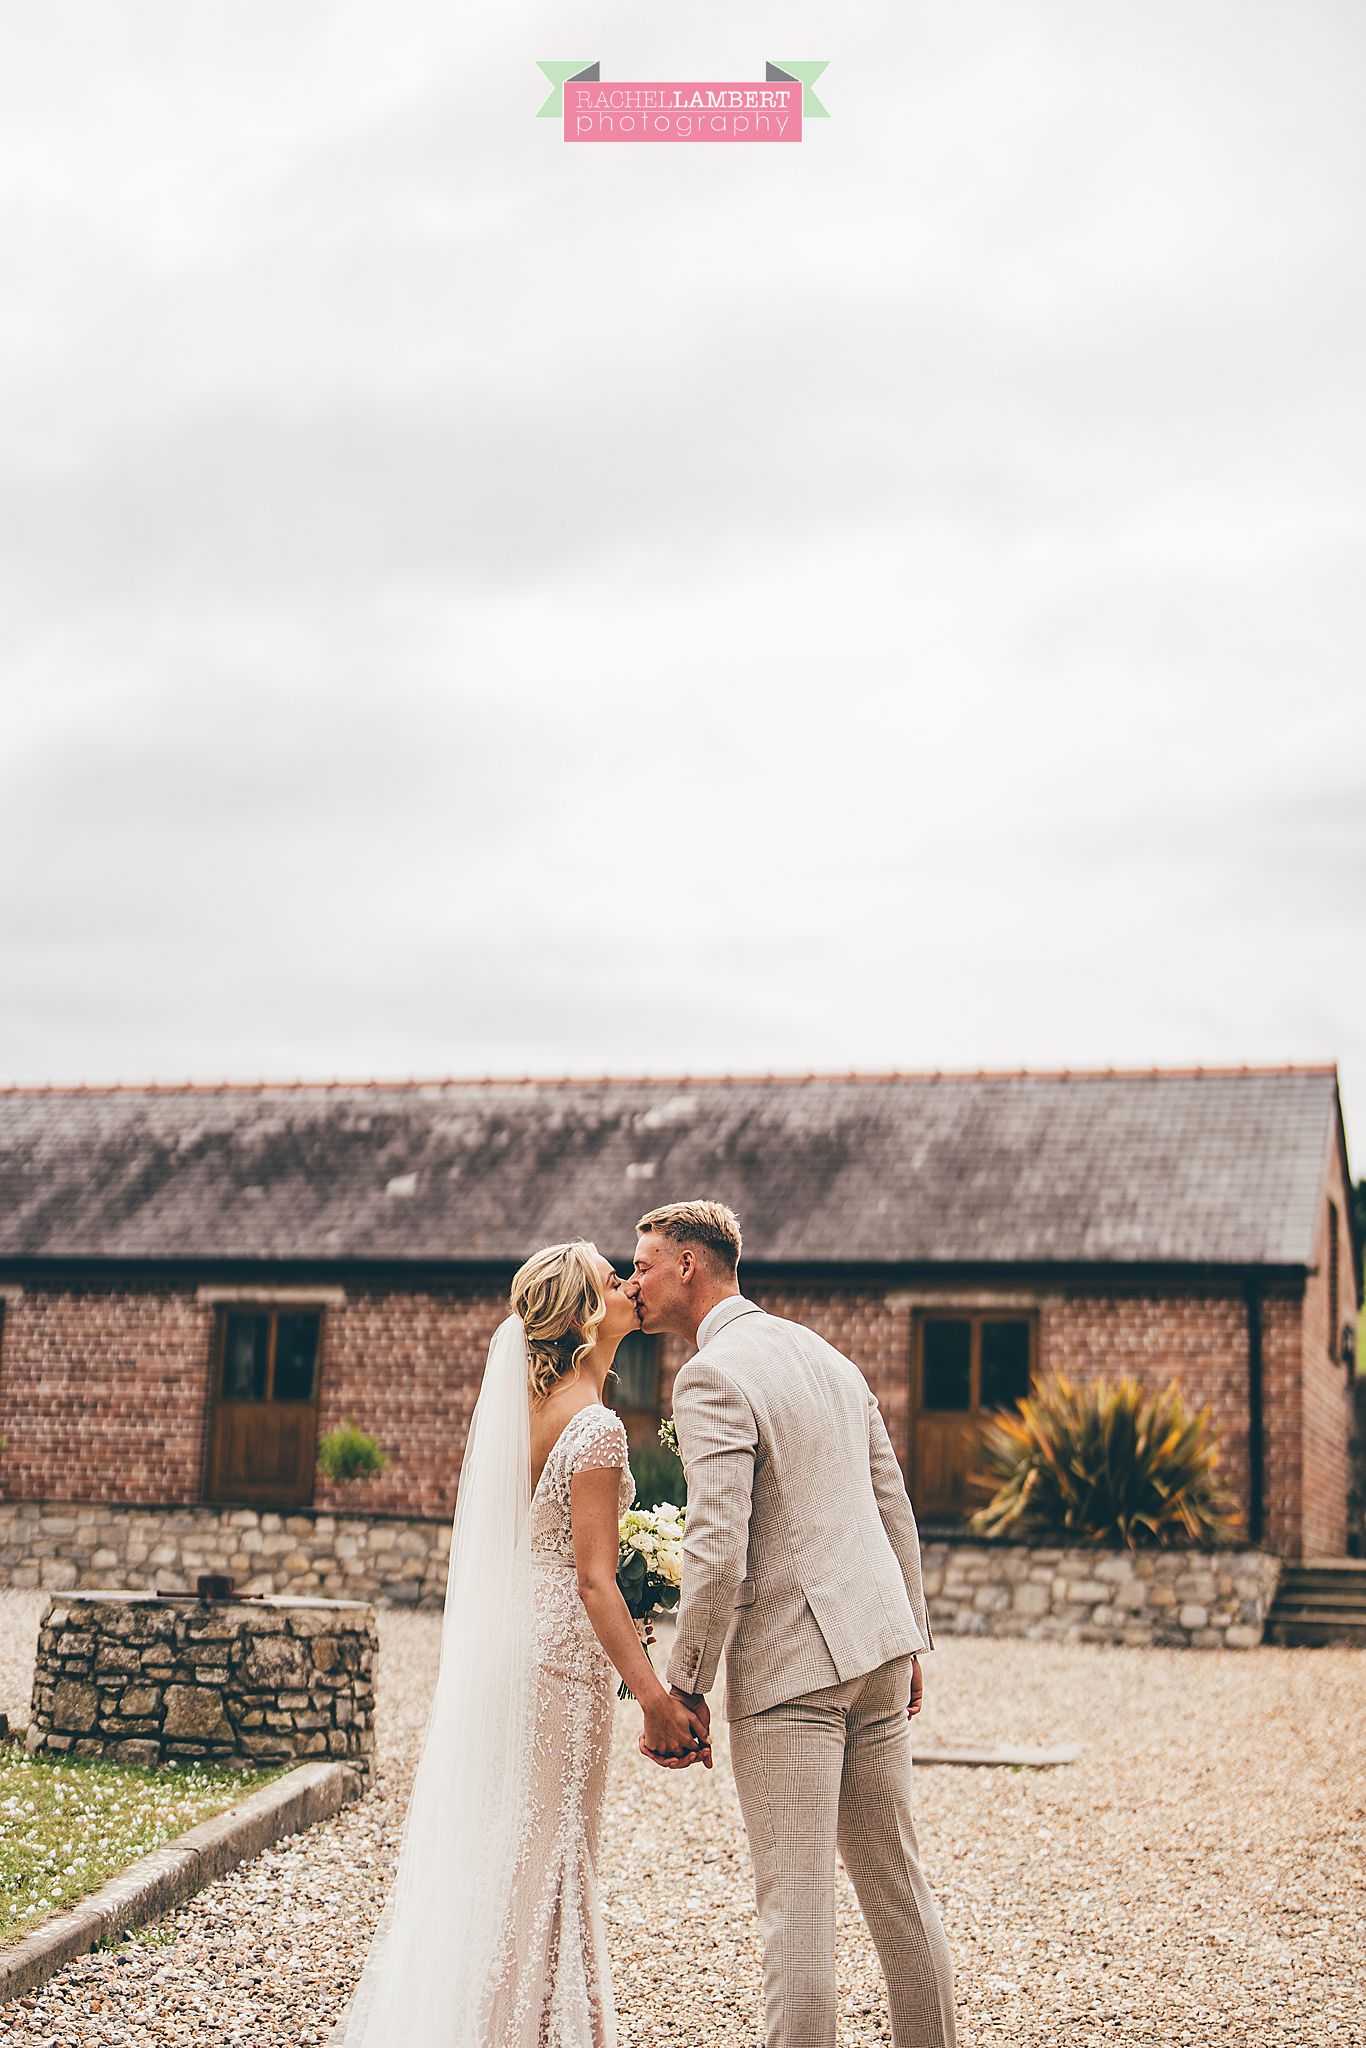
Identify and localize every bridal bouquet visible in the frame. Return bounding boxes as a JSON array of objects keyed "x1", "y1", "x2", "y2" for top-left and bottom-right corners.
[{"x1": 614, "y1": 1498, "x2": 685, "y2": 1701}]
